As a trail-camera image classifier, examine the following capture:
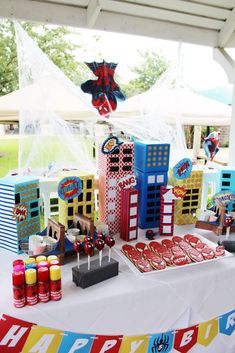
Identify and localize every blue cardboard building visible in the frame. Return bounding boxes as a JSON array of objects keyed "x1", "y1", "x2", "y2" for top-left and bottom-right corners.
[
  {"x1": 0, "y1": 175, "x2": 40, "y2": 253},
  {"x1": 134, "y1": 141, "x2": 170, "y2": 229}
]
